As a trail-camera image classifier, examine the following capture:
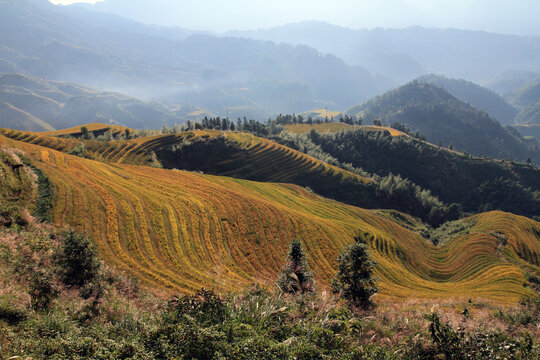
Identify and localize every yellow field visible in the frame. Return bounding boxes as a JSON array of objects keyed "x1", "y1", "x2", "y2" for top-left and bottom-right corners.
[
  {"x1": 284, "y1": 123, "x2": 406, "y2": 136},
  {"x1": 1, "y1": 132, "x2": 538, "y2": 302}
]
